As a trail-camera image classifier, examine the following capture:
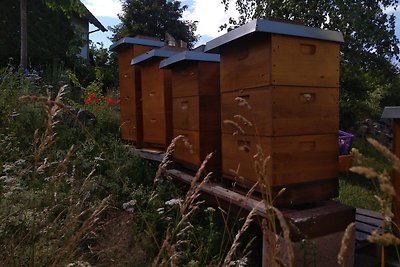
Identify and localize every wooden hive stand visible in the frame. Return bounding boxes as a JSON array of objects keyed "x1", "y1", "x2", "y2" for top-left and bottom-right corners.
[
  {"x1": 204, "y1": 19, "x2": 344, "y2": 206},
  {"x1": 160, "y1": 50, "x2": 221, "y2": 172},
  {"x1": 131, "y1": 46, "x2": 186, "y2": 150},
  {"x1": 110, "y1": 36, "x2": 164, "y2": 148}
]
